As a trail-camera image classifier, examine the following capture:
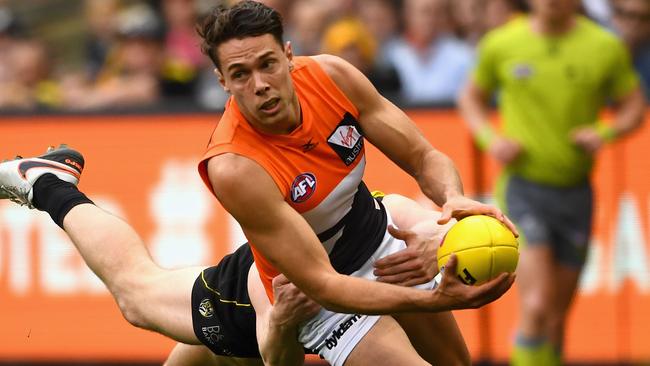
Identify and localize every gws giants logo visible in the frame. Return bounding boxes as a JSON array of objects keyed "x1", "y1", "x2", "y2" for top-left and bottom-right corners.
[
  {"x1": 199, "y1": 298, "x2": 214, "y2": 318},
  {"x1": 291, "y1": 173, "x2": 317, "y2": 203}
]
